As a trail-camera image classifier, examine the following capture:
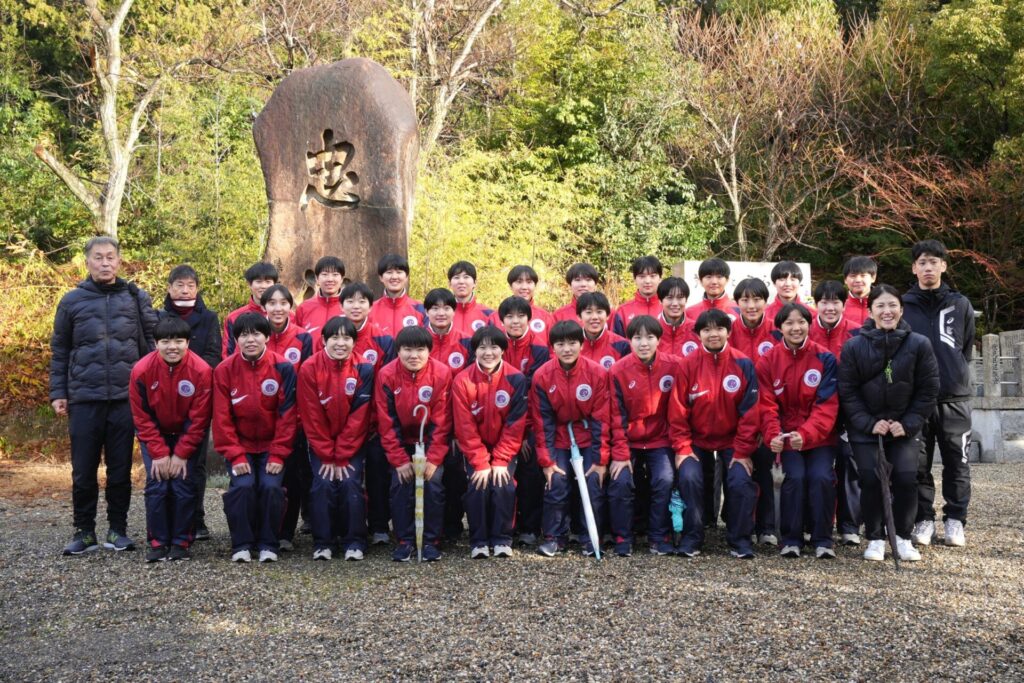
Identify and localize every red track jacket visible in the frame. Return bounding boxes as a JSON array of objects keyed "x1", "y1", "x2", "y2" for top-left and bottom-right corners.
[
  {"x1": 452, "y1": 361, "x2": 529, "y2": 470},
  {"x1": 730, "y1": 315, "x2": 778, "y2": 362},
  {"x1": 657, "y1": 313, "x2": 700, "y2": 359},
  {"x1": 267, "y1": 321, "x2": 314, "y2": 367},
  {"x1": 297, "y1": 350, "x2": 374, "y2": 466},
  {"x1": 504, "y1": 329, "x2": 550, "y2": 383},
  {"x1": 222, "y1": 298, "x2": 264, "y2": 357},
  {"x1": 765, "y1": 298, "x2": 816, "y2": 326},
  {"x1": 580, "y1": 328, "x2": 631, "y2": 371},
  {"x1": 351, "y1": 319, "x2": 395, "y2": 370},
  {"x1": 453, "y1": 297, "x2": 494, "y2": 338},
  {"x1": 612, "y1": 292, "x2": 662, "y2": 337},
  {"x1": 756, "y1": 338, "x2": 839, "y2": 450},
  {"x1": 685, "y1": 295, "x2": 737, "y2": 322},
  {"x1": 295, "y1": 292, "x2": 342, "y2": 347},
  {"x1": 488, "y1": 300, "x2": 555, "y2": 338},
  {"x1": 844, "y1": 295, "x2": 870, "y2": 327},
  {"x1": 367, "y1": 292, "x2": 426, "y2": 337},
  {"x1": 428, "y1": 325, "x2": 473, "y2": 375},
  {"x1": 375, "y1": 357, "x2": 453, "y2": 467},
  {"x1": 808, "y1": 315, "x2": 859, "y2": 361},
  {"x1": 610, "y1": 352, "x2": 682, "y2": 460},
  {"x1": 530, "y1": 357, "x2": 612, "y2": 468},
  {"x1": 212, "y1": 349, "x2": 298, "y2": 466},
  {"x1": 129, "y1": 350, "x2": 213, "y2": 460}
]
